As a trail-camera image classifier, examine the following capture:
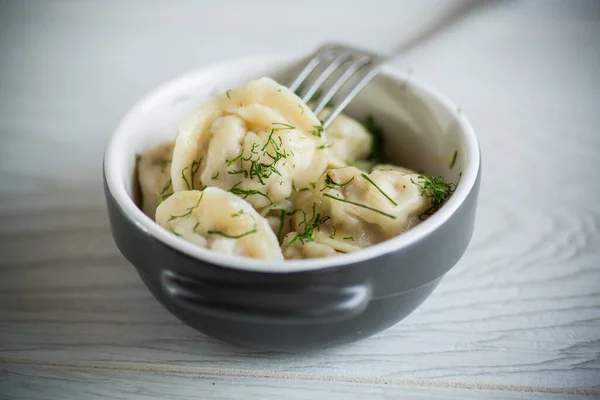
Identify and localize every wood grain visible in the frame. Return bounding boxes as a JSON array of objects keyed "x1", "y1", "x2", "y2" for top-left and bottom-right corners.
[
  {"x1": 1, "y1": 0, "x2": 600, "y2": 398},
  {"x1": 2, "y1": 365, "x2": 591, "y2": 400}
]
